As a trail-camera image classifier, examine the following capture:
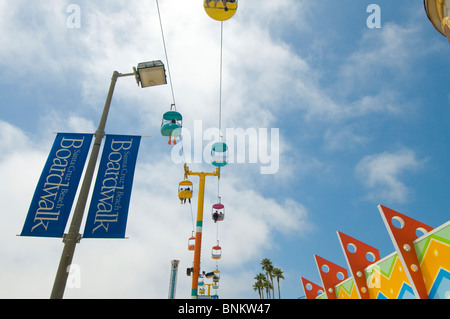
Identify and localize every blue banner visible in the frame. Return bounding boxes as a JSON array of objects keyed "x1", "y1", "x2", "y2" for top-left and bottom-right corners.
[
  {"x1": 83, "y1": 135, "x2": 141, "y2": 238},
  {"x1": 21, "y1": 133, "x2": 93, "y2": 237}
]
